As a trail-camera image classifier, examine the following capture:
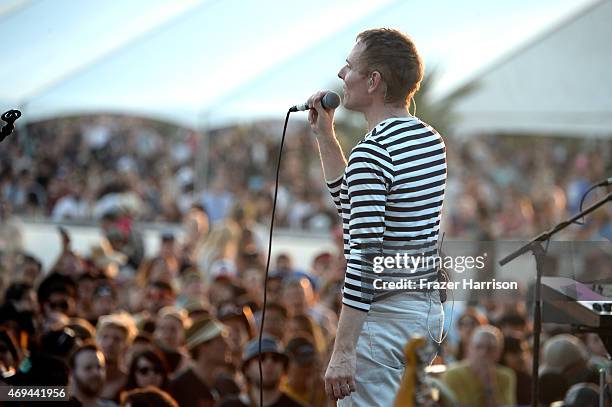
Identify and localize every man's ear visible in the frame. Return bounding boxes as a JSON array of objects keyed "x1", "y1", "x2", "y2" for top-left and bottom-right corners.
[{"x1": 368, "y1": 71, "x2": 383, "y2": 92}]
